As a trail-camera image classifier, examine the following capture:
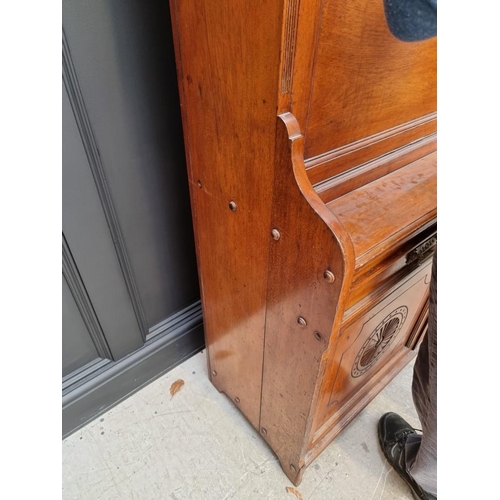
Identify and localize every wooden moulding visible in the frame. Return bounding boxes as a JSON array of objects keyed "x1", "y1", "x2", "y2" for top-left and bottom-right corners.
[
  {"x1": 305, "y1": 114, "x2": 436, "y2": 187},
  {"x1": 313, "y1": 132, "x2": 437, "y2": 203}
]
